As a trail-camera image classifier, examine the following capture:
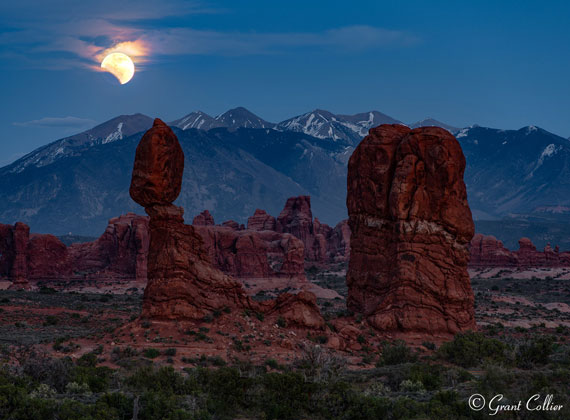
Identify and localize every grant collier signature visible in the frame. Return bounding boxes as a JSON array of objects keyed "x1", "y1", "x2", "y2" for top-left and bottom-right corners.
[{"x1": 469, "y1": 394, "x2": 564, "y2": 415}]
